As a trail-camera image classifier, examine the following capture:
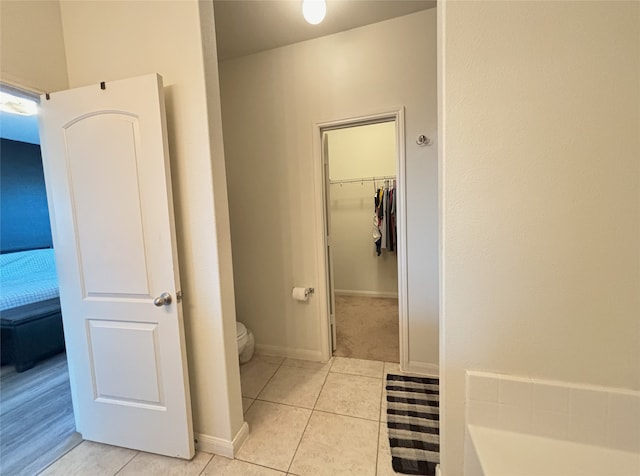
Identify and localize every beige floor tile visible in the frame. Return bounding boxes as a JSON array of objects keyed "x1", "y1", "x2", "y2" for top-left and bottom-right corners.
[
  {"x1": 330, "y1": 357, "x2": 384, "y2": 378},
  {"x1": 376, "y1": 425, "x2": 395, "y2": 476},
  {"x1": 381, "y1": 372, "x2": 392, "y2": 422},
  {"x1": 118, "y1": 450, "x2": 212, "y2": 475},
  {"x1": 202, "y1": 455, "x2": 286, "y2": 475},
  {"x1": 243, "y1": 397, "x2": 255, "y2": 414},
  {"x1": 237, "y1": 401, "x2": 311, "y2": 472},
  {"x1": 282, "y1": 358, "x2": 332, "y2": 372},
  {"x1": 257, "y1": 365, "x2": 328, "y2": 409},
  {"x1": 39, "y1": 441, "x2": 137, "y2": 476},
  {"x1": 253, "y1": 354, "x2": 286, "y2": 365},
  {"x1": 383, "y1": 362, "x2": 402, "y2": 378},
  {"x1": 381, "y1": 385, "x2": 388, "y2": 423},
  {"x1": 315, "y1": 372, "x2": 382, "y2": 421},
  {"x1": 240, "y1": 359, "x2": 281, "y2": 398},
  {"x1": 289, "y1": 411, "x2": 379, "y2": 476}
]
